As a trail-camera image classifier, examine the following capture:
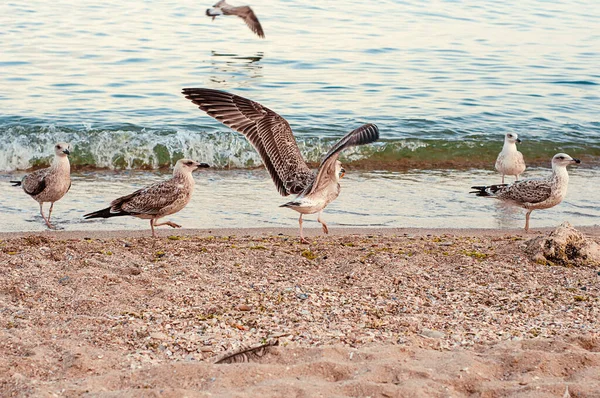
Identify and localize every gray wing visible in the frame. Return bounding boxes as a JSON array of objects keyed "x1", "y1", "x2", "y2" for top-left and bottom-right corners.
[
  {"x1": 112, "y1": 179, "x2": 185, "y2": 215},
  {"x1": 225, "y1": 5, "x2": 264, "y2": 38},
  {"x1": 498, "y1": 179, "x2": 552, "y2": 204},
  {"x1": 21, "y1": 168, "x2": 48, "y2": 196},
  {"x1": 305, "y1": 124, "x2": 379, "y2": 196},
  {"x1": 182, "y1": 88, "x2": 313, "y2": 196}
]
